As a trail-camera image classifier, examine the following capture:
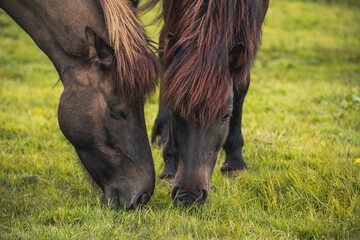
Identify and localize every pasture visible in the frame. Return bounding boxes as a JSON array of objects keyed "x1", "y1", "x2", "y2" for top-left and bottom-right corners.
[{"x1": 1, "y1": 0, "x2": 359, "y2": 239}]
